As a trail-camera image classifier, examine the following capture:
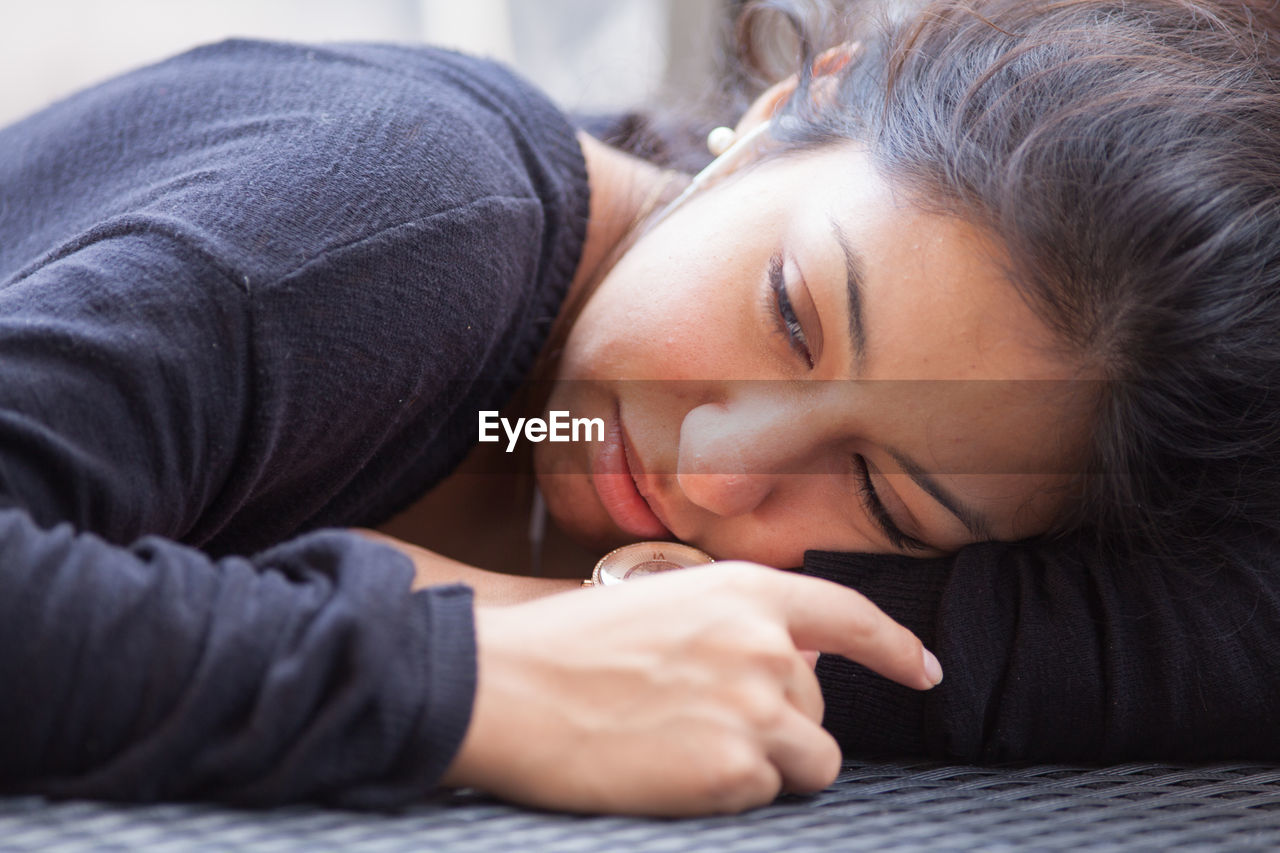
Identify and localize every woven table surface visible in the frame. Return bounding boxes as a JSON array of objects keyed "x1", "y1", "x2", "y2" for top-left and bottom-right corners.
[{"x1": 4, "y1": 760, "x2": 1280, "y2": 851}]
